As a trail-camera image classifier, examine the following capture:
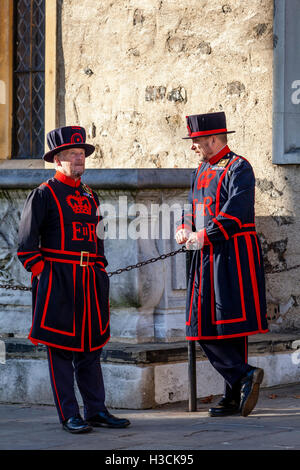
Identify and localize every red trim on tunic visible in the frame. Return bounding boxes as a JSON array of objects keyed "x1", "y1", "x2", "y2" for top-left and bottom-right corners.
[
  {"x1": 18, "y1": 250, "x2": 39, "y2": 255},
  {"x1": 86, "y1": 187, "x2": 100, "y2": 255},
  {"x1": 245, "y1": 234, "x2": 262, "y2": 331},
  {"x1": 208, "y1": 241, "x2": 215, "y2": 324},
  {"x1": 232, "y1": 231, "x2": 257, "y2": 237},
  {"x1": 27, "y1": 334, "x2": 111, "y2": 352},
  {"x1": 40, "y1": 262, "x2": 75, "y2": 336},
  {"x1": 91, "y1": 266, "x2": 103, "y2": 334},
  {"x1": 254, "y1": 233, "x2": 261, "y2": 266},
  {"x1": 186, "y1": 328, "x2": 269, "y2": 340},
  {"x1": 91, "y1": 266, "x2": 110, "y2": 336},
  {"x1": 215, "y1": 157, "x2": 239, "y2": 216},
  {"x1": 219, "y1": 211, "x2": 242, "y2": 228},
  {"x1": 212, "y1": 218, "x2": 229, "y2": 240},
  {"x1": 41, "y1": 247, "x2": 98, "y2": 257},
  {"x1": 42, "y1": 183, "x2": 65, "y2": 250},
  {"x1": 233, "y1": 236, "x2": 247, "y2": 321},
  {"x1": 40, "y1": 261, "x2": 53, "y2": 327},
  {"x1": 81, "y1": 267, "x2": 87, "y2": 349},
  {"x1": 87, "y1": 267, "x2": 92, "y2": 350},
  {"x1": 44, "y1": 256, "x2": 96, "y2": 265},
  {"x1": 186, "y1": 269, "x2": 196, "y2": 326},
  {"x1": 24, "y1": 253, "x2": 41, "y2": 269},
  {"x1": 28, "y1": 278, "x2": 40, "y2": 342},
  {"x1": 209, "y1": 236, "x2": 246, "y2": 326},
  {"x1": 197, "y1": 249, "x2": 203, "y2": 337}
]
